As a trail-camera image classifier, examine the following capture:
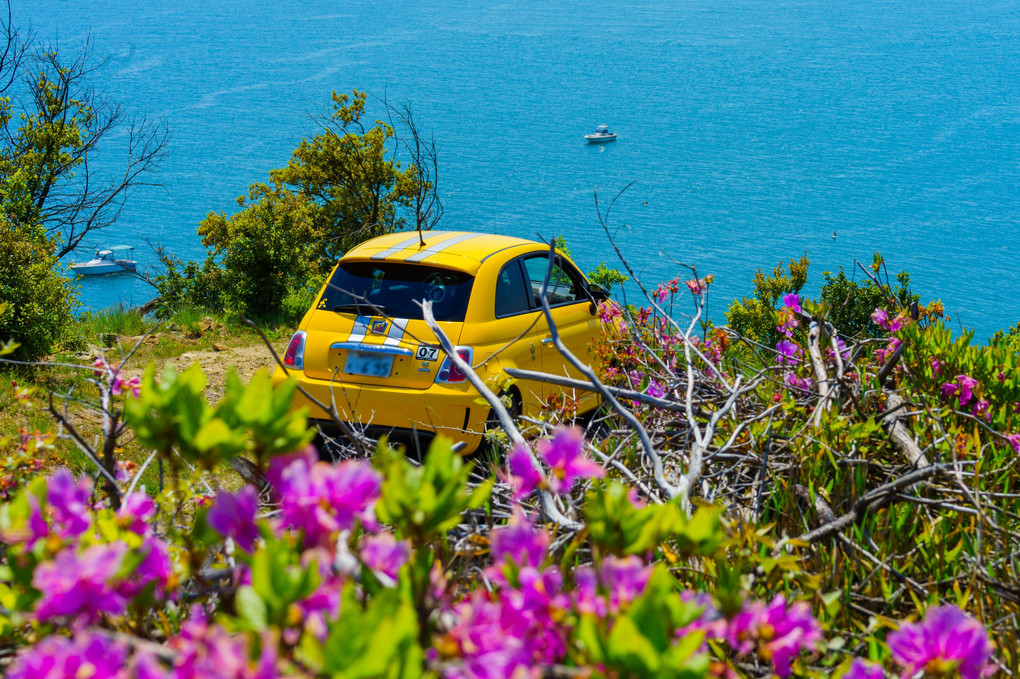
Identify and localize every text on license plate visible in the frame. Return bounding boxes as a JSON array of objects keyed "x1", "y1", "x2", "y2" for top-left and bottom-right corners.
[{"x1": 344, "y1": 351, "x2": 394, "y2": 377}]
